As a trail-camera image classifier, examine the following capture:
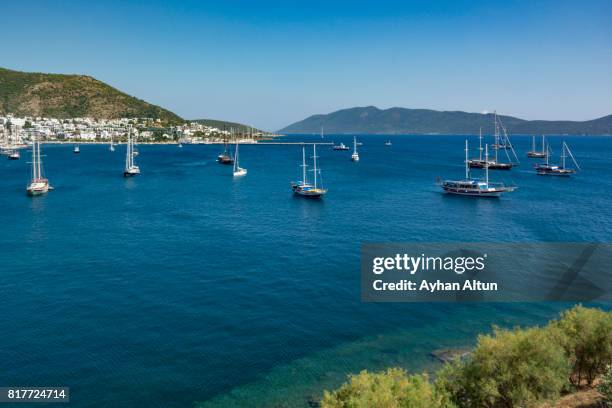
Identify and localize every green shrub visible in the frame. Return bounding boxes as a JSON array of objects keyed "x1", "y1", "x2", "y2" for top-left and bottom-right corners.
[
  {"x1": 552, "y1": 305, "x2": 612, "y2": 386},
  {"x1": 598, "y1": 364, "x2": 612, "y2": 404},
  {"x1": 436, "y1": 326, "x2": 570, "y2": 408},
  {"x1": 321, "y1": 368, "x2": 454, "y2": 408}
]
